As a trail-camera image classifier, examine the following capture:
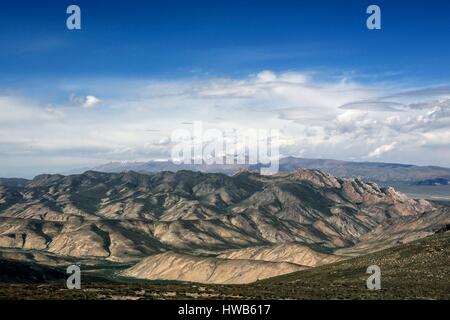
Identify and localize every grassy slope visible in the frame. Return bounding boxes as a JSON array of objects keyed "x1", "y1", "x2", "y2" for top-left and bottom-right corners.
[
  {"x1": 241, "y1": 231, "x2": 450, "y2": 299},
  {"x1": 0, "y1": 232, "x2": 448, "y2": 300},
  {"x1": 0, "y1": 259, "x2": 67, "y2": 283}
]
